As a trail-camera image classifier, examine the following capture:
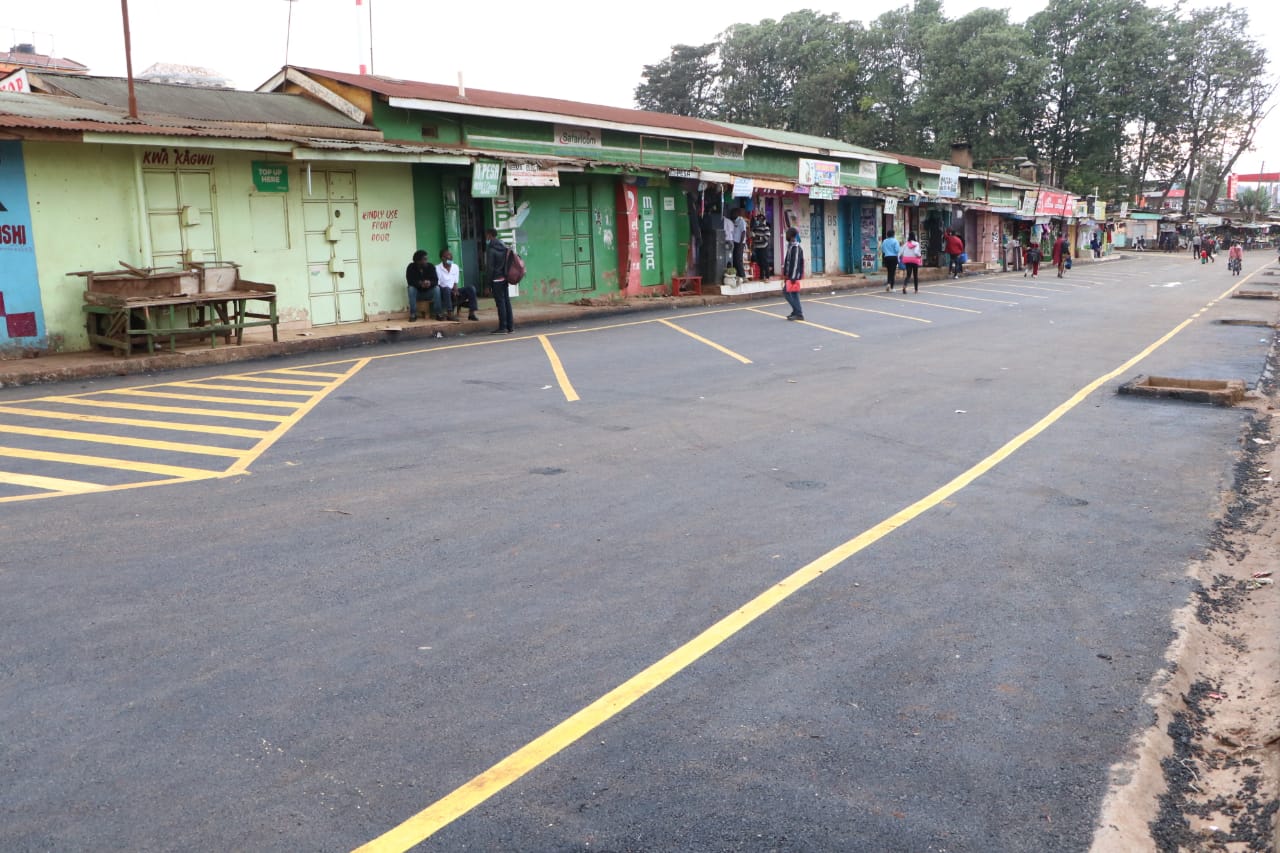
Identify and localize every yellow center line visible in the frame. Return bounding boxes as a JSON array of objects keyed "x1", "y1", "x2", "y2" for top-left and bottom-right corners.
[
  {"x1": 353, "y1": 276, "x2": 1243, "y2": 853},
  {"x1": 871, "y1": 294, "x2": 980, "y2": 313},
  {"x1": 537, "y1": 335, "x2": 580, "y2": 402},
  {"x1": 810, "y1": 299, "x2": 931, "y2": 323},
  {"x1": 744, "y1": 306, "x2": 860, "y2": 338},
  {"x1": 0, "y1": 423, "x2": 245, "y2": 457},
  {"x1": 38, "y1": 397, "x2": 289, "y2": 423},
  {"x1": 657, "y1": 319, "x2": 753, "y2": 363},
  {"x1": 0, "y1": 405, "x2": 272, "y2": 438},
  {"x1": 168, "y1": 381, "x2": 318, "y2": 397},
  {"x1": 106, "y1": 389, "x2": 305, "y2": 409},
  {"x1": 0, "y1": 445, "x2": 218, "y2": 479},
  {"x1": 926, "y1": 290, "x2": 1017, "y2": 304}
]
